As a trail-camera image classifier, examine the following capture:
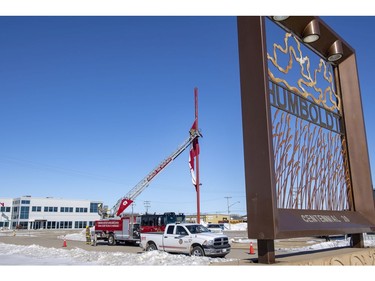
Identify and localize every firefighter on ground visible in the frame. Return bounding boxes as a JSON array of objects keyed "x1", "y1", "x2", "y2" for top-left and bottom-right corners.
[{"x1": 85, "y1": 226, "x2": 91, "y2": 245}]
